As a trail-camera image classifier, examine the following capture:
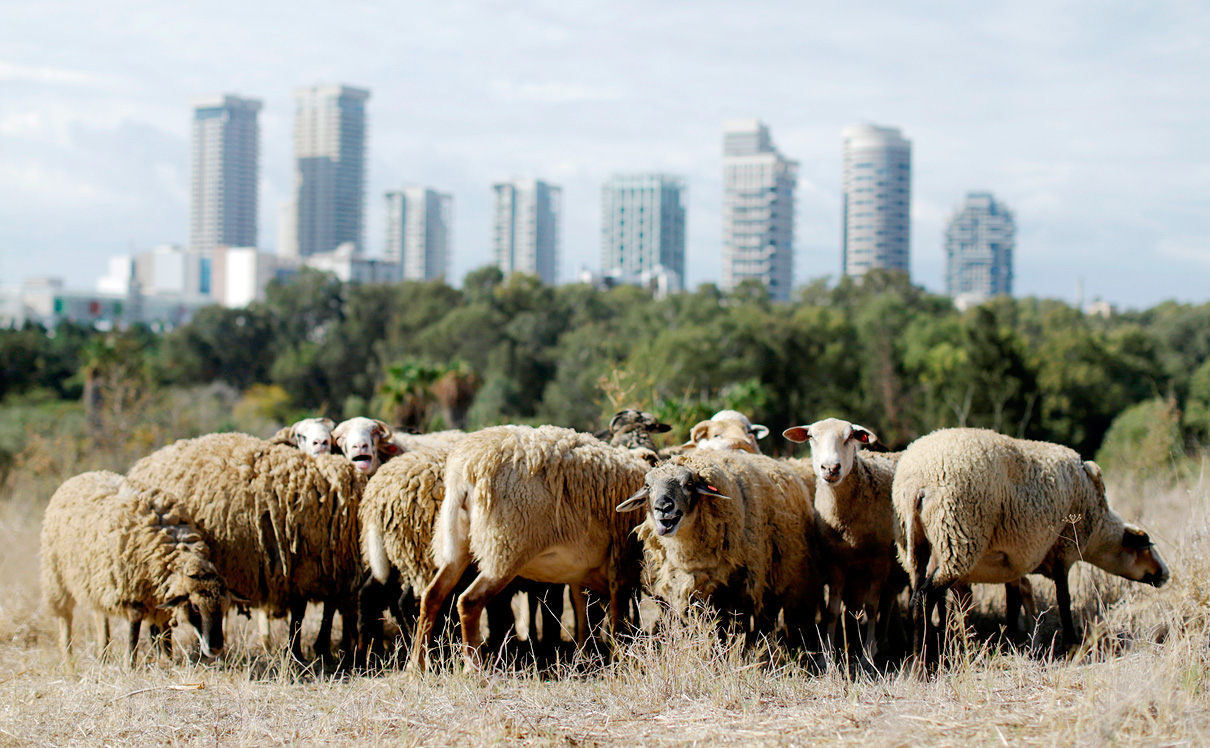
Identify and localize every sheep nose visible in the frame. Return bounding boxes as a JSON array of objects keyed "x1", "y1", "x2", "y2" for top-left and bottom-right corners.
[{"x1": 823, "y1": 464, "x2": 840, "y2": 479}]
